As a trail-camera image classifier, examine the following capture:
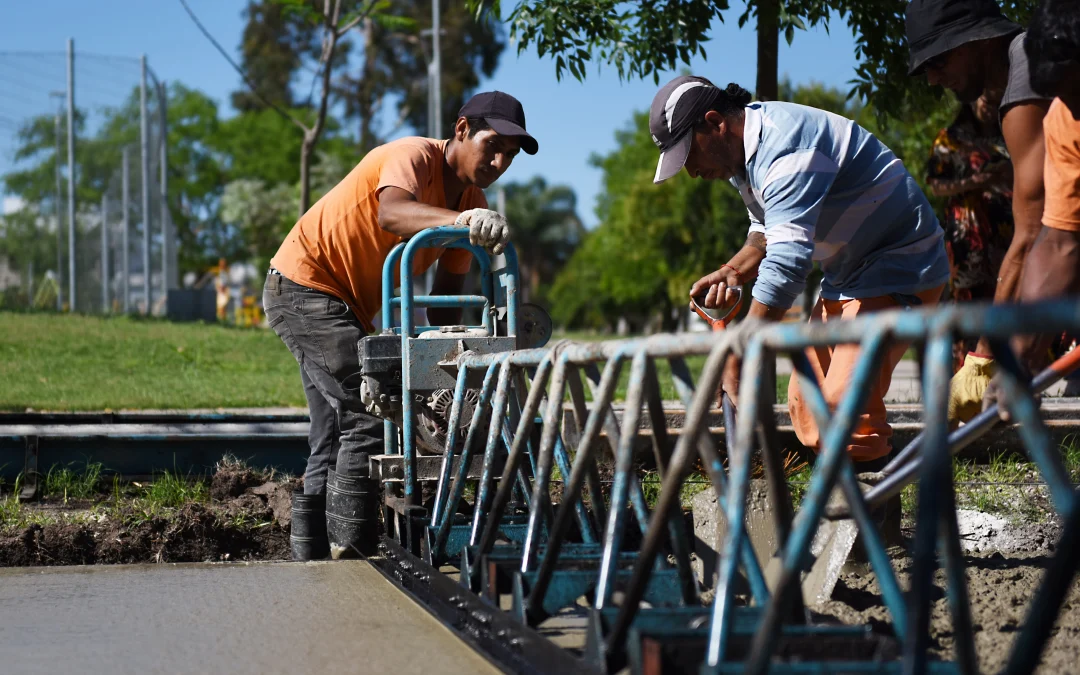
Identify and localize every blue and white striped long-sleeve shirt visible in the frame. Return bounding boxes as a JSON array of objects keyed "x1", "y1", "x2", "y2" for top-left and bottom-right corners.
[{"x1": 731, "y1": 101, "x2": 949, "y2": 309}]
